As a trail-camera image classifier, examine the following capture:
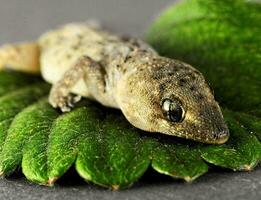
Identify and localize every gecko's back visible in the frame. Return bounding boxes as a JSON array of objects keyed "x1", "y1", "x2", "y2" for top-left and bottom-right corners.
[{"x1": 39, "y1": 23, "x2": 157, "y2": 97}]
